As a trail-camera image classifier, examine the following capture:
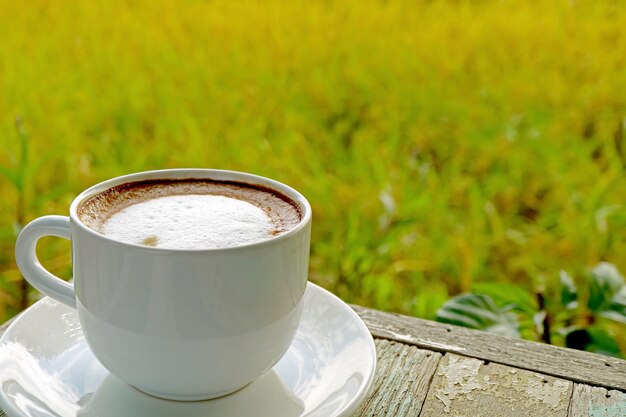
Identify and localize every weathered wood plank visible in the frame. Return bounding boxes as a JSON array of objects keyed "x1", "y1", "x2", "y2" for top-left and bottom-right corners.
[
  {"x1": 354, "y1": 339, "x2": 441, "y2": 417},
  {"x1": 421, "y1": 353, "x2": 573, "y2": 417},
  {"x1": 352, "y1": 305, "x2": 626, "y2": 391},
  {"x1": 568, "y1": 384, "x2": 626, "y2": 417}
]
